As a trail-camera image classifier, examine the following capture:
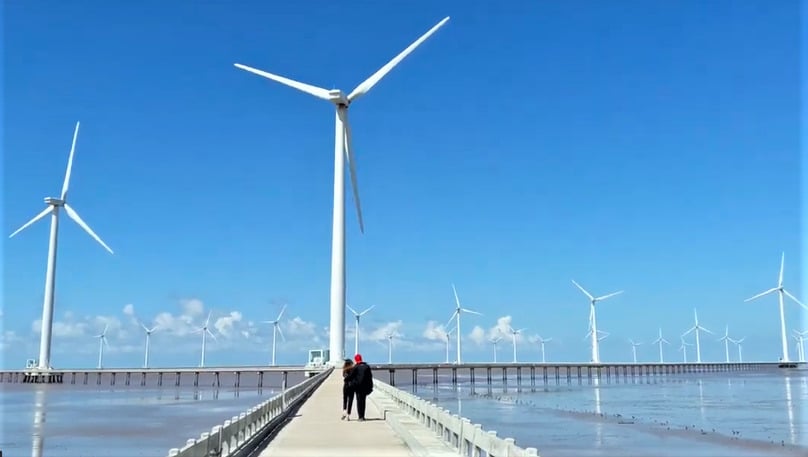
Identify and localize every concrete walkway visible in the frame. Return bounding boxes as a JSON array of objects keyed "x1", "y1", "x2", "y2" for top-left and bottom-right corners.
[{"x1": 257, "y1": 371, "x2": 455, "y2": 457}]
